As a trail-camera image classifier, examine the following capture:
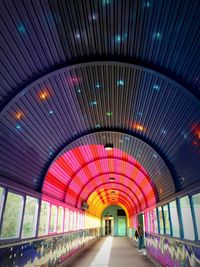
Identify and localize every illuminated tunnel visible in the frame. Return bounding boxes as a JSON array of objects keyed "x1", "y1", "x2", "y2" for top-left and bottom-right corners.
[{"x1": 0, "y1": 0, "x2": 200, "y2": 266}]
